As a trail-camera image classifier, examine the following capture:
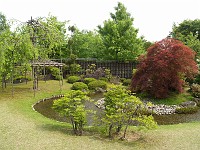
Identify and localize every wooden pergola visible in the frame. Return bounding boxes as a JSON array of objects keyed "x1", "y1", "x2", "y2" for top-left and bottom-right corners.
[{"x1": 31, "y1": 59, "x2": 65, "y2": 97}]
